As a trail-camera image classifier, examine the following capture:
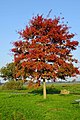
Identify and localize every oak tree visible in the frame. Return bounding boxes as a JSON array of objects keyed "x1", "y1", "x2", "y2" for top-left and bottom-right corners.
[{"x1": 12, "y1": 15, "x2": 79, "y2": 99}]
